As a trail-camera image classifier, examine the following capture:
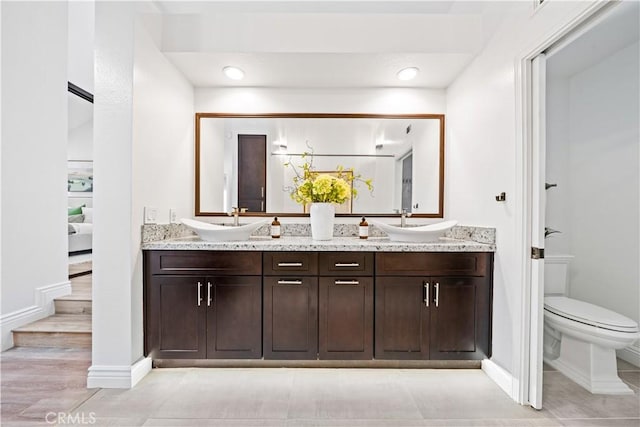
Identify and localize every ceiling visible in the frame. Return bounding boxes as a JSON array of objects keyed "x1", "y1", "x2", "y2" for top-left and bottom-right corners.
[{"x1": 153, "y1": 1, "x2": 510, "y2": 89}]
